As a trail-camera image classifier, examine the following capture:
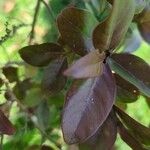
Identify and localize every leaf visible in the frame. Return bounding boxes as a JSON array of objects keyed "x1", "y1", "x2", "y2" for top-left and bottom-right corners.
[
  {"x1": 134, "y1": 0, "x2": 146, "y2": 14},
  {"x1": 110, "y1": 53, "x2": 150, "y2": 97},
  {"x1": 115, "y1": 73, "x2": 140, "y2": 103},
  {"x1": 2, "y1": 65, "x2": 18, "y2": 82},
  {"x1": 135, "y1": 5, "x2": 150, "y2": 44},
  {"x1": 36, "y1": 101, "x2": 50, "y2": 131},
  {"x1": 118, "y1": 122, "x2": 147, "y2": 150},
  {"x1": 62, "y1": 64, "x2": 116, "y2": 144},
  {"x1": 19, "y1": 43, "x2": 64, "y2": 67},
  {"x1": 114, "y1": 106, "x2": 150, "y2": 146},
  {"x1": 57, "y1": 7, "x2": 98, "y2": 55},
  {"x1": 63, "y1": 50, "x2": 105, "y2": 78},
  {"x1": 79, "y1": 111, "x2": 117, "y2": 150},
  {"x1": 0, "y1": 109, "x2": 15, "y2": 135},
  {"x1": 41, "y1": 58, "x2": 67, "y2": 95},
  {"x1": 93, "y1": 0, "x2": 135, "y2": 51}
]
